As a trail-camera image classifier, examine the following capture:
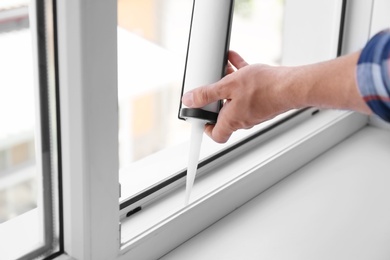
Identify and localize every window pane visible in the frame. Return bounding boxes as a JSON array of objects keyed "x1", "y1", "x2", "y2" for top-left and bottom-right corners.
[
  {"x1": 0, "y1": 0, "x2": 36, "y2": 225},
  {"x1": 117, "y1": 0, "x2": 191, "y2": 167},
  {"x1": 117, "y1": 0, "x2": 284, "y2": 201},
  {"x1": 117, "y1": 0, "x2": 283, "y2": 164},
  {"x1": 0, "y1": 0, "x2": 60, "y2": 259}
]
